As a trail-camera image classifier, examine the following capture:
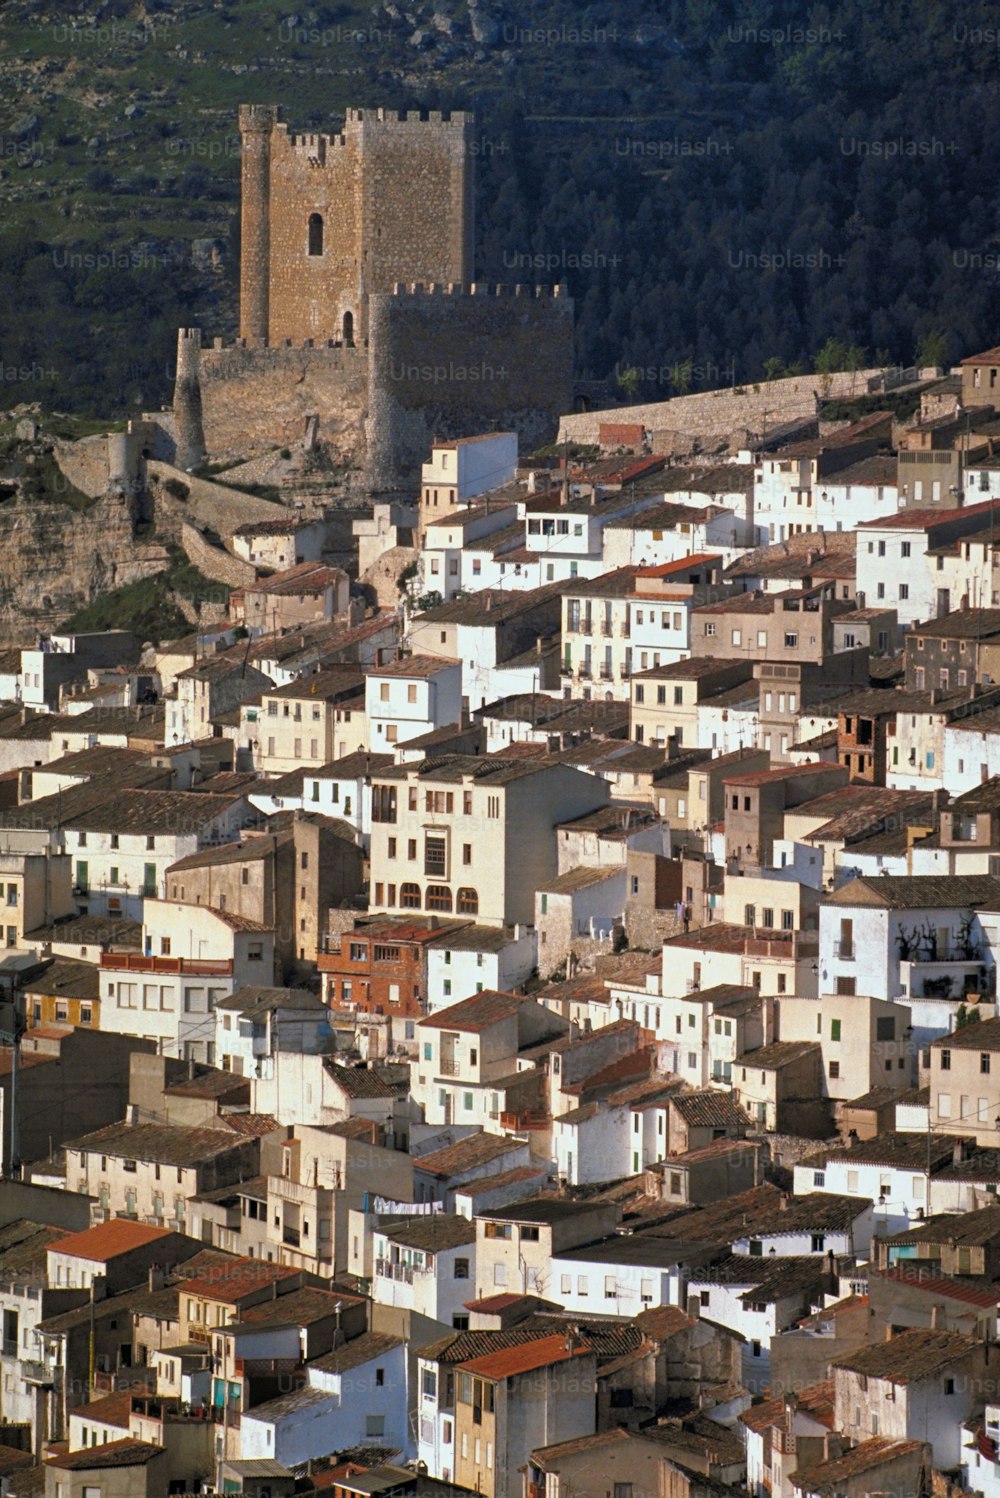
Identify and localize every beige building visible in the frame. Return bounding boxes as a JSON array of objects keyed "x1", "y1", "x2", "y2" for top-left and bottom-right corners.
[
  {"x1": 630, "y1": 657, "x2": 754, "y2": 749},
  {"x1": 0, "y1": 831, "x2": 74, "y2": 948},
  {"x1": 66, "y1": 1118, "x2": 259, "y2": 1228},
  {"x1": 928, "y1": 1015, "x2": 1000, "y2": 1143},
  {"x1": 369, "y1": 754, "x2": 608, "y2": 928},
  {"x1": 778, "y1": 992, "x2": 911, "y2": 1103},
  {"x1": 413, "y1": 989, "x2": 568, "y2": 1130},
  {"x1": 238, "y1": 561, "x2": 350, "y2": 636},
  {"x1": 474, "y1": 1198, "x2": 622, "y2": 1301},
  {"x1": 250, "y1": 667, "x2": 367, "y2": 774}
]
